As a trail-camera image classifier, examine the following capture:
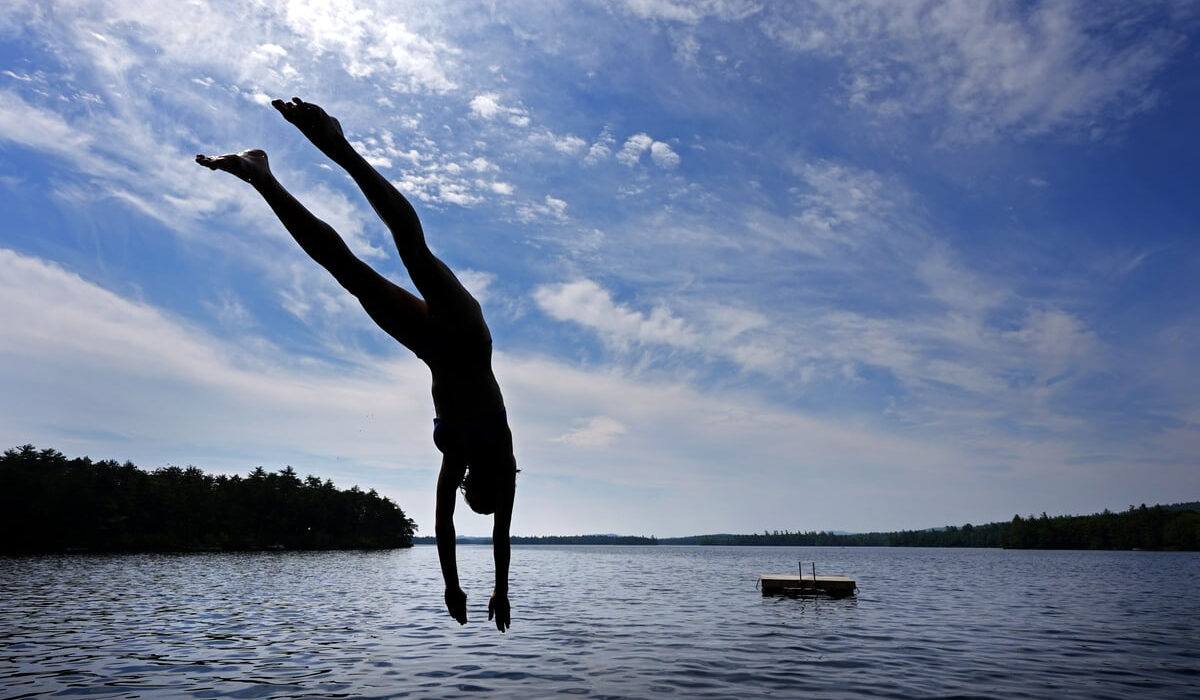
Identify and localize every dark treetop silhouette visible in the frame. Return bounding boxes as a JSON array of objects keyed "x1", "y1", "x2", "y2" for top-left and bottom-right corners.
[{"x1": 197, "y1": 97, "x2": 516, "y2": 632}]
